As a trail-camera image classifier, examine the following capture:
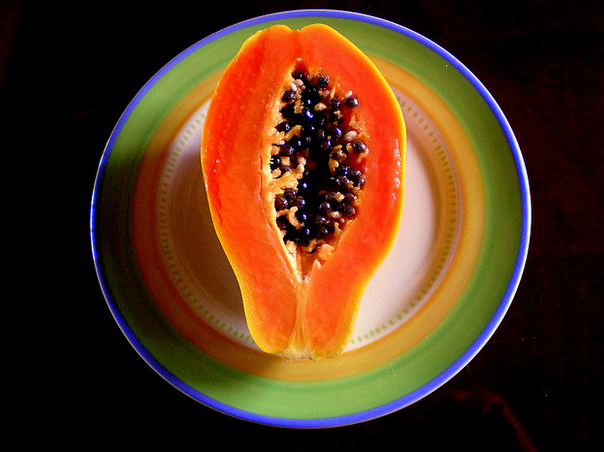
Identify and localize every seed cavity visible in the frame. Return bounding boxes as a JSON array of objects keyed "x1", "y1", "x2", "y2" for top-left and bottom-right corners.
[{"x1": 269, "y1": 67, "x2": 368, "y2": 253}]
